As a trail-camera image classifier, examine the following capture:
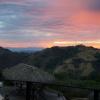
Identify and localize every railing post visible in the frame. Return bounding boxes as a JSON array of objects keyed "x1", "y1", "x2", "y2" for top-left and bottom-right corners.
[{"x1": 93, "y1": 90, "x2": 99, "y2": 100}]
